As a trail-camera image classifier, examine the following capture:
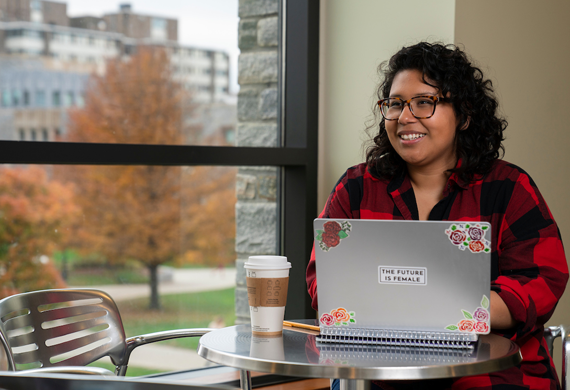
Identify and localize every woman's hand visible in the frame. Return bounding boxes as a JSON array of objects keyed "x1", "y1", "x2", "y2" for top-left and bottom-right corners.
[{"x1": 490, "y1": 291, "x2": 517, "y2": 329}]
